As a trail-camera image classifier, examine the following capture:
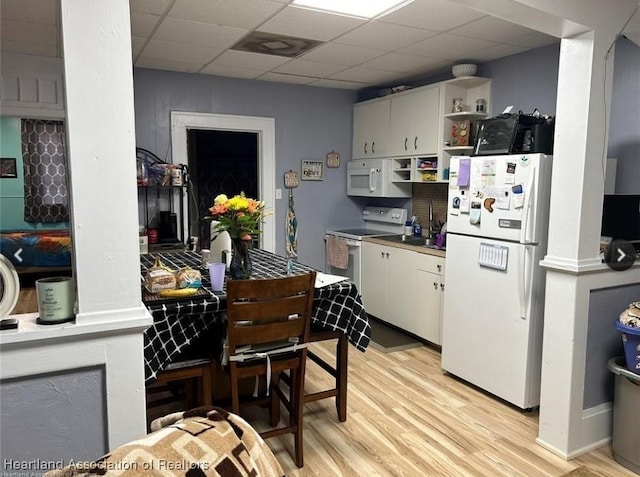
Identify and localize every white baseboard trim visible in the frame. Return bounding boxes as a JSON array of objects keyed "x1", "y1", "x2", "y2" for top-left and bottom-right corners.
[
  {"x1": 536, "y1": 402, "x2": 613, "y2": 459},
  {"x1": 578, "y1": 402, "x2": 612, "y2": 455}
]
